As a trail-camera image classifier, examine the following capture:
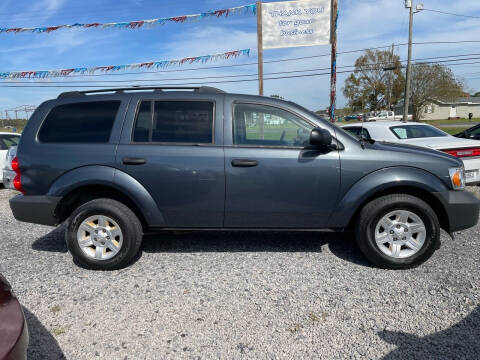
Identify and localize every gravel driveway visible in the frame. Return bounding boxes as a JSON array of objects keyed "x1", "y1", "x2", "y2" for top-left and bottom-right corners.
[{"x1": 1, "y1": 188, "x2": 479, "y2": 359}]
